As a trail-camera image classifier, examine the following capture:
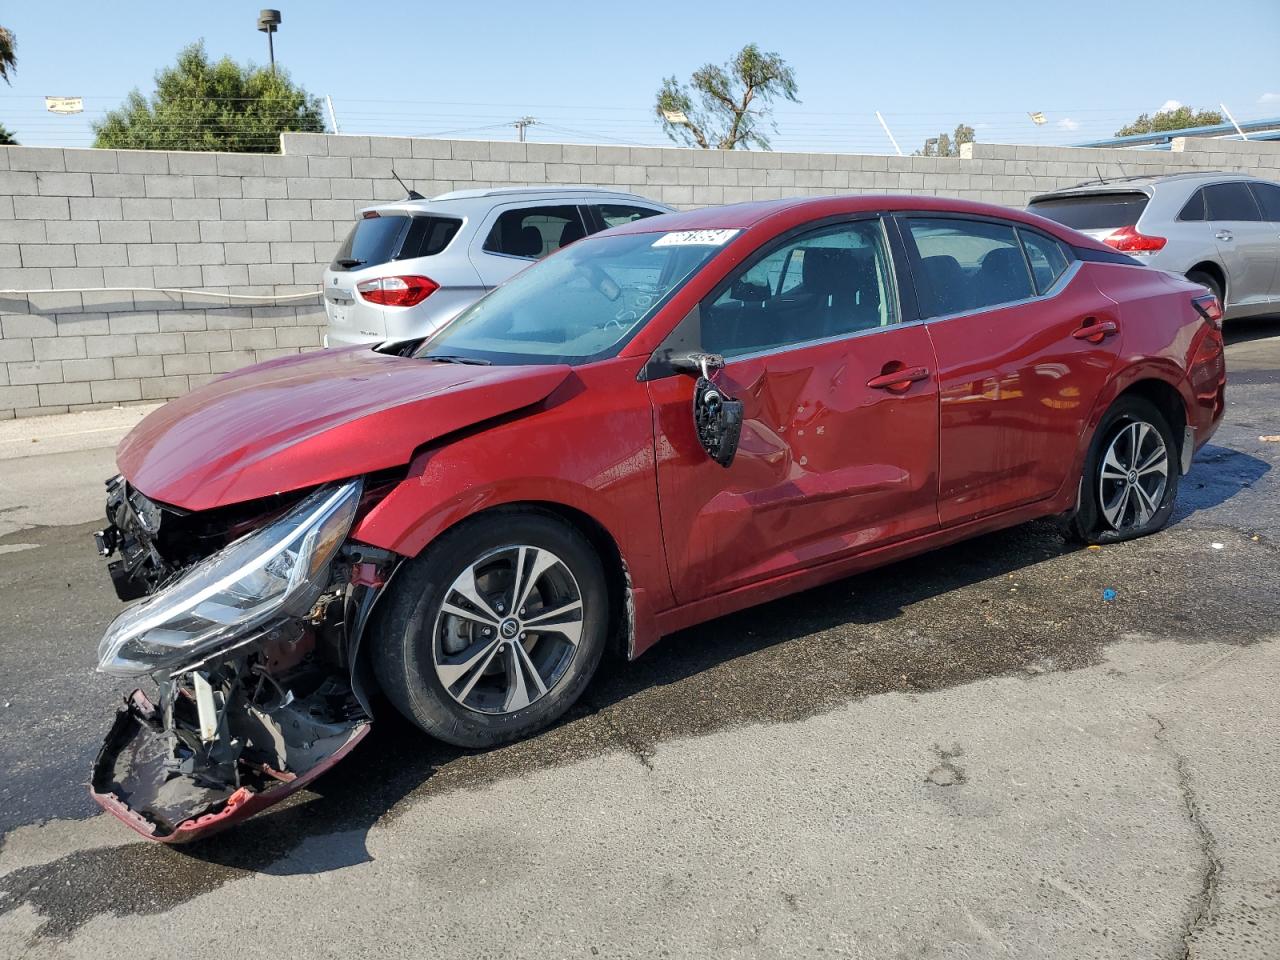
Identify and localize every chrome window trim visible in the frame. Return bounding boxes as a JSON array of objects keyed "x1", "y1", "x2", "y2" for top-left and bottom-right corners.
[{"x1": 719, "y1": 316, "x2": 929, "y2": 367}]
